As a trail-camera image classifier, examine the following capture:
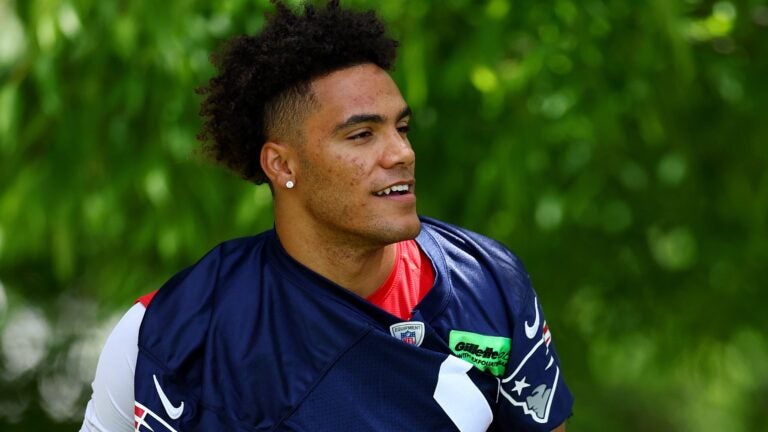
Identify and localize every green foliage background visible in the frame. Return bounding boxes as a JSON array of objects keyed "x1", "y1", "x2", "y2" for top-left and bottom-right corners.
[{"x1": 1, "y1": 0, "x2": 767, "y2": 430}]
